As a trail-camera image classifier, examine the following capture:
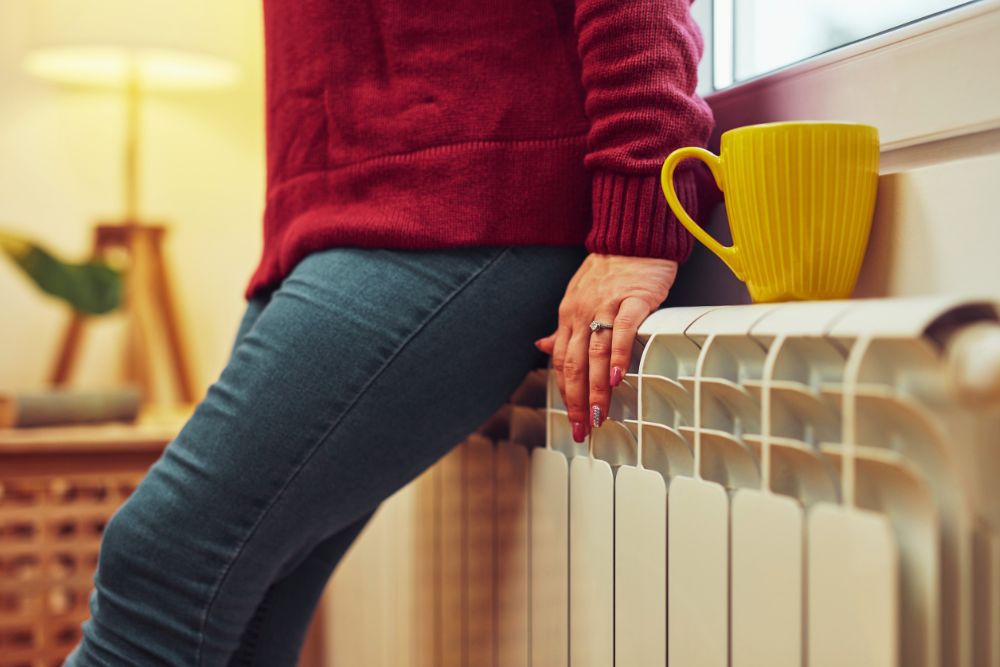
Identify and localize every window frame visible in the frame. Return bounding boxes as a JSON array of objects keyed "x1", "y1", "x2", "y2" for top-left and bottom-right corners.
[{"x1": 700, "y1": 0, "x2": 1000, "y2": 160}]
